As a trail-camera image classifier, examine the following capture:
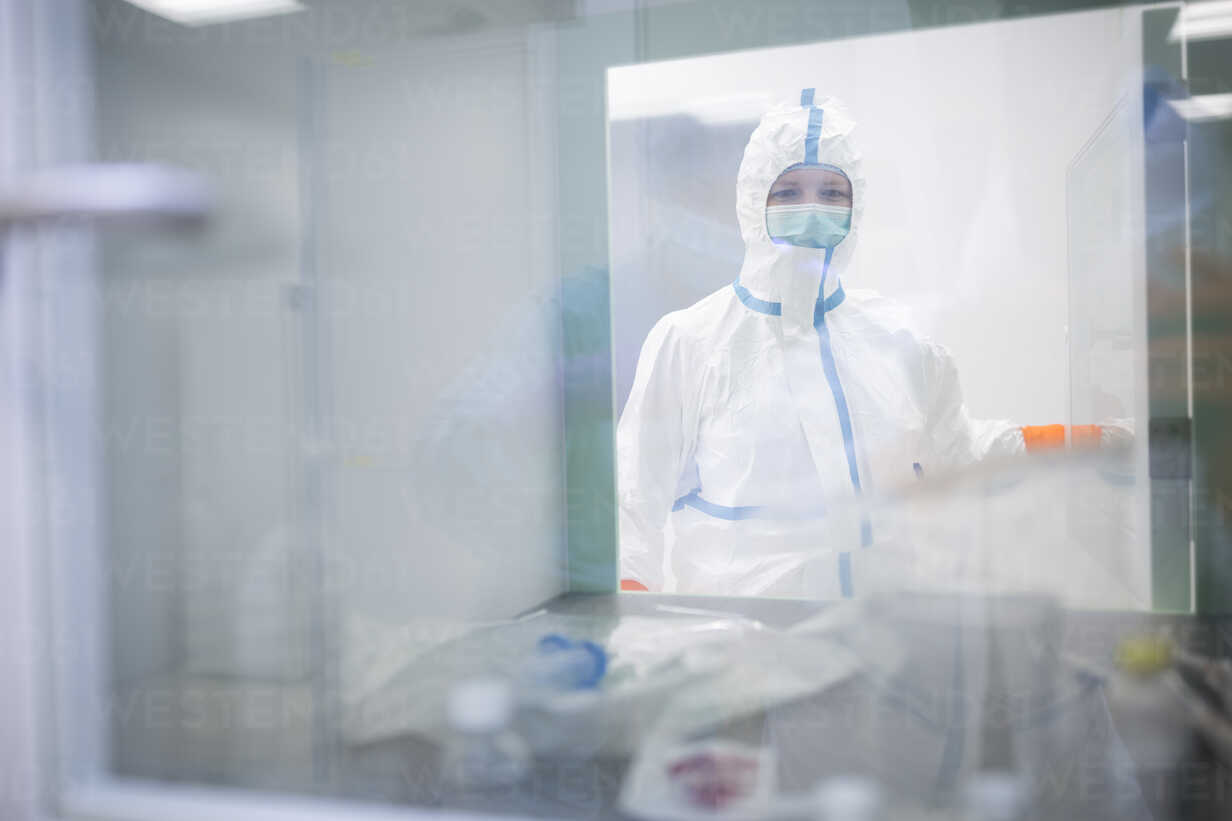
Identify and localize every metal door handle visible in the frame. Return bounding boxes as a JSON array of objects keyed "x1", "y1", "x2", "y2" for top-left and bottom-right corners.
[{"x1": 0, "y1": 163, "x2": 212, "y2": 227}]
